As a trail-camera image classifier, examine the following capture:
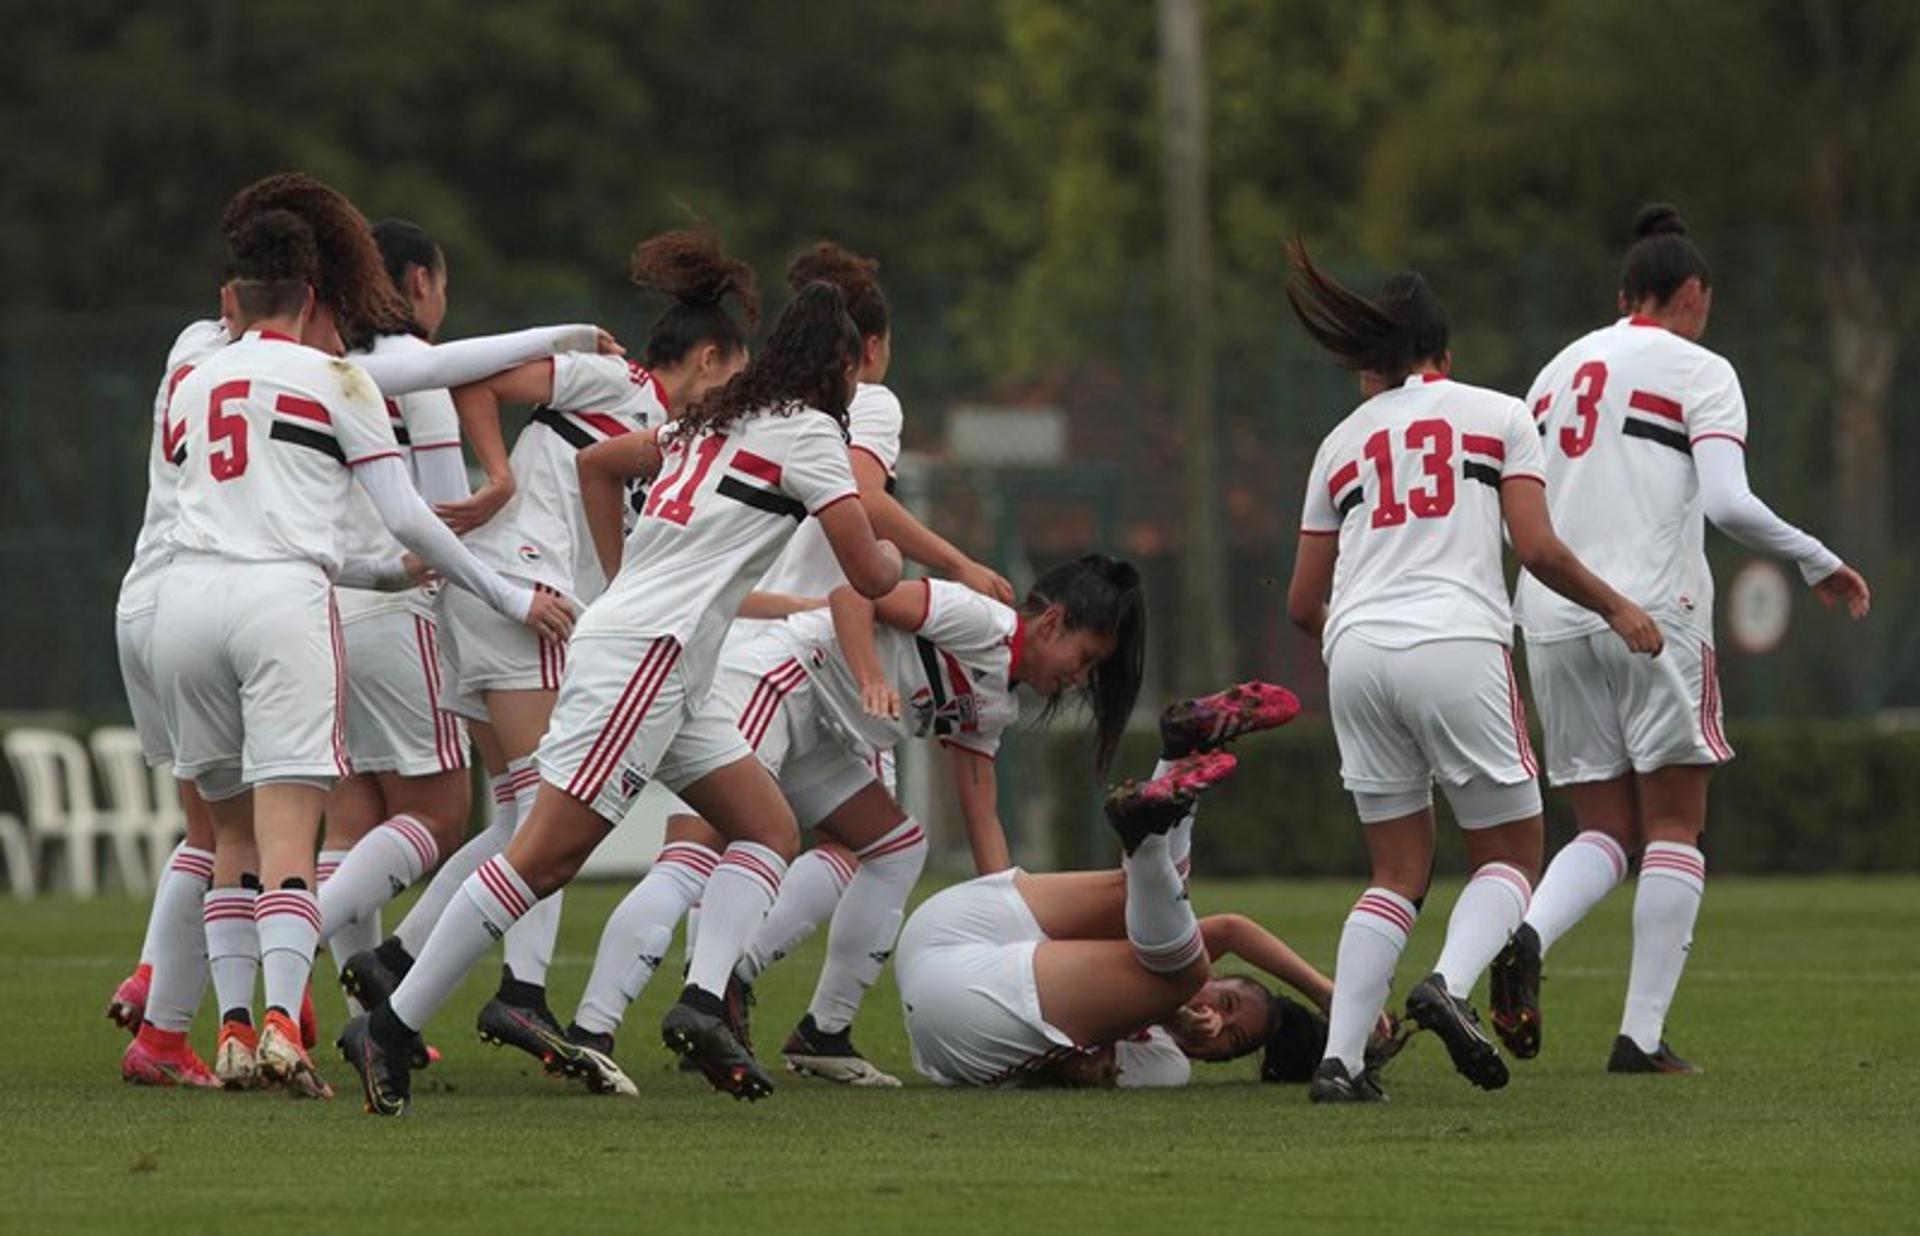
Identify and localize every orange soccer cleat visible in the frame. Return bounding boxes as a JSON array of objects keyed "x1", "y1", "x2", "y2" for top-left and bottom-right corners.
[
  {"x1": 259, "y1": 1009, "x2": 335, "y2": 1100},
  {"x1": 214, "y1": 1018, "x2": 262, "y2": 1090}
]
